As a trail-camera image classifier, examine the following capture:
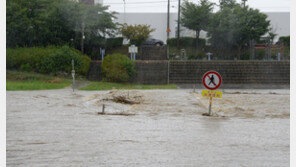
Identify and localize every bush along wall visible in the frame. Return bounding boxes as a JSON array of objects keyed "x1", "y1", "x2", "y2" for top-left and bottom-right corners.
[
  {"x1": 101, "y1": 53, "x2": 135, "y2": 82},
  {"x1": 7, "y1": 45, "x2": 91, "y2": 76},
  {"x1": 106, "y1": 37, "x2": 123, "y2": 49},
  {"x1": 167, "y1": 37, "x2": 206, "y2": 48}
]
